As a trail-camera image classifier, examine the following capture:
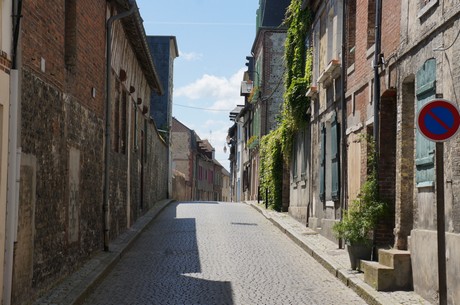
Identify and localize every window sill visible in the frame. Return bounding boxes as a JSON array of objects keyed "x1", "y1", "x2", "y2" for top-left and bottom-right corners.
[
  {"x1": 347, "y1": 63, "x2": 355, "y2": 76},
  {"x1": 418, "y1": 0, "x2": 438, "y2": 19},
  {"x1": 366, "y1": 44, "x2": 375, "y2": 59}
]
